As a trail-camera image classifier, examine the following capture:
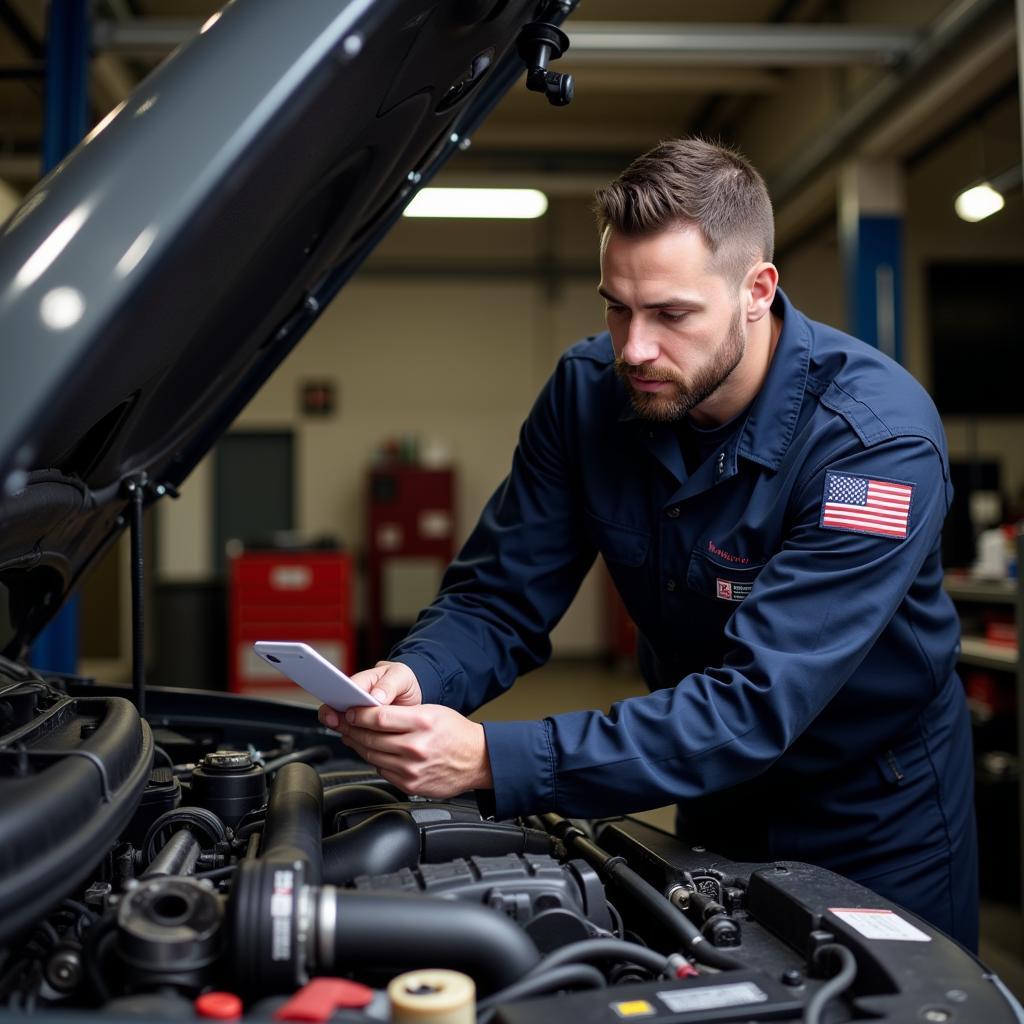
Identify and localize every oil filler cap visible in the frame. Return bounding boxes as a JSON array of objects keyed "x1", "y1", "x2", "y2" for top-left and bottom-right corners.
[
  {"x1": 195, "y1": 991, "x2": 243, "y2": 1019},
  {"x1": 274, "y1": 978, "x2": 375, "y2": 1020}
]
